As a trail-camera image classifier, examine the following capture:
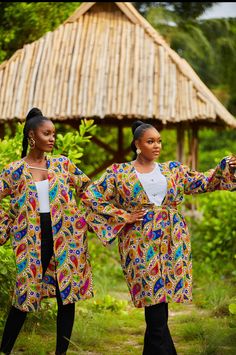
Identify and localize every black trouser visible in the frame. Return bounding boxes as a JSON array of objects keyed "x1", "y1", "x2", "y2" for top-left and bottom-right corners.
[
  {"x1": 143, "y1": 303, "x2": 177, "y2": 355},
  {"x1": 0, "y1": 213, "x2": 75, "y2": 355}
]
